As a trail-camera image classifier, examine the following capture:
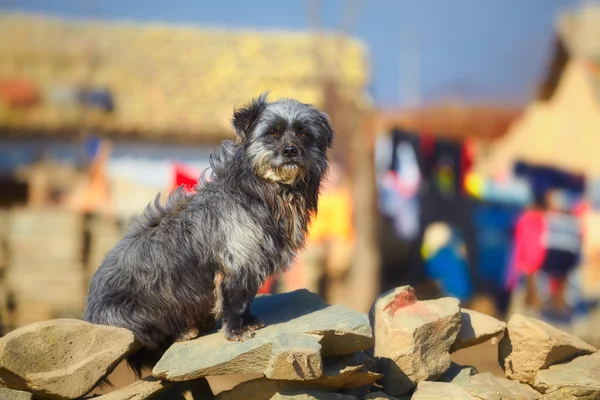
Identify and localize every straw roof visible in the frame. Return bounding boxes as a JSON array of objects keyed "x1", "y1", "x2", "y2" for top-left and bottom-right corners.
[
  {"x1": 375, "y1": 104, "x2": 522, "y2": 142},
  {"x1": 0, "y1": 13, "x2": 369, "y2": 142},
  {"x1": 475, "y1": 4, "x2": 600, "y2": 177}
]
